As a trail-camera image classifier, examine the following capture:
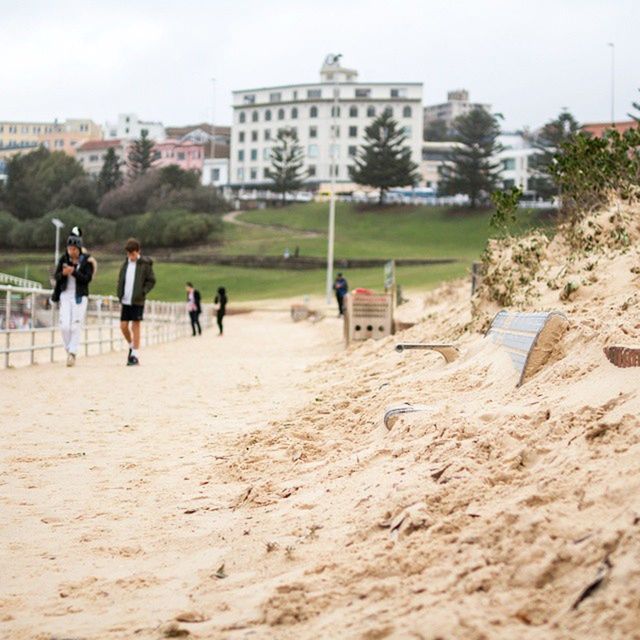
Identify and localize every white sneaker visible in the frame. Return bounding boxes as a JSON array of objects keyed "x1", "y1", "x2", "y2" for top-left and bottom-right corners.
[{"x1": 66, "y1": 353, "x2": 76, "y2": 367}]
